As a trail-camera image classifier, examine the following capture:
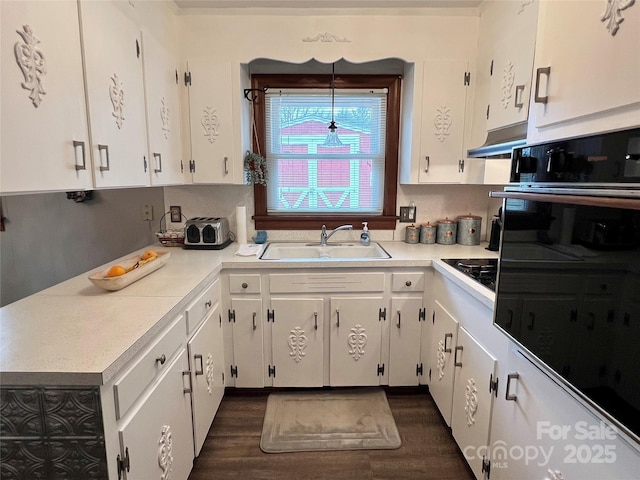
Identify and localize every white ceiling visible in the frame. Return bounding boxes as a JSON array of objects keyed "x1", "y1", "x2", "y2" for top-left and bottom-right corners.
[{"x1": 173, "y1": 0, "x2": 483, "y2": 9}]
